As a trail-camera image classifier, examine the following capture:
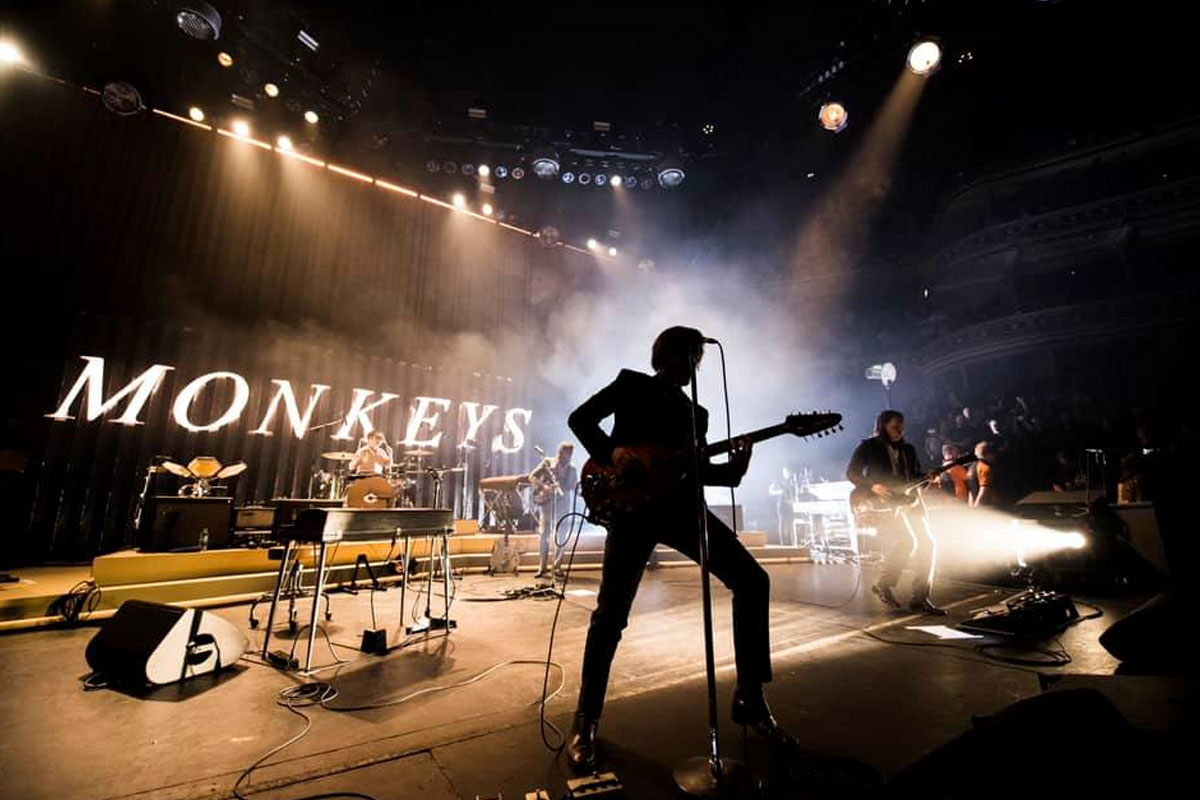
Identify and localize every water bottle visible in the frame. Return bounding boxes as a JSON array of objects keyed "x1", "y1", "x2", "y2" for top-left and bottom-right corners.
[{"x1": 199, "y1": 527, "x2": 209, "y2": 551}]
